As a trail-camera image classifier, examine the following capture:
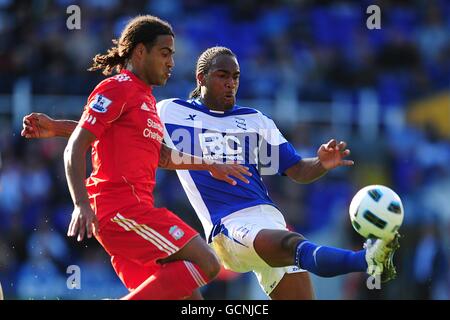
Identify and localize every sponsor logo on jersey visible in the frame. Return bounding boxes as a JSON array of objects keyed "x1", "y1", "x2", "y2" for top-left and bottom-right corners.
[
  {"x1": 89, "y1": 94, "x2": 112, "y2": 113},
  {"x1": 199, "y1": 132, "x2": 244, "y2": 162},
  {"x1": 143, "y1": 118, "x2": 163, "y2": 143}
]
